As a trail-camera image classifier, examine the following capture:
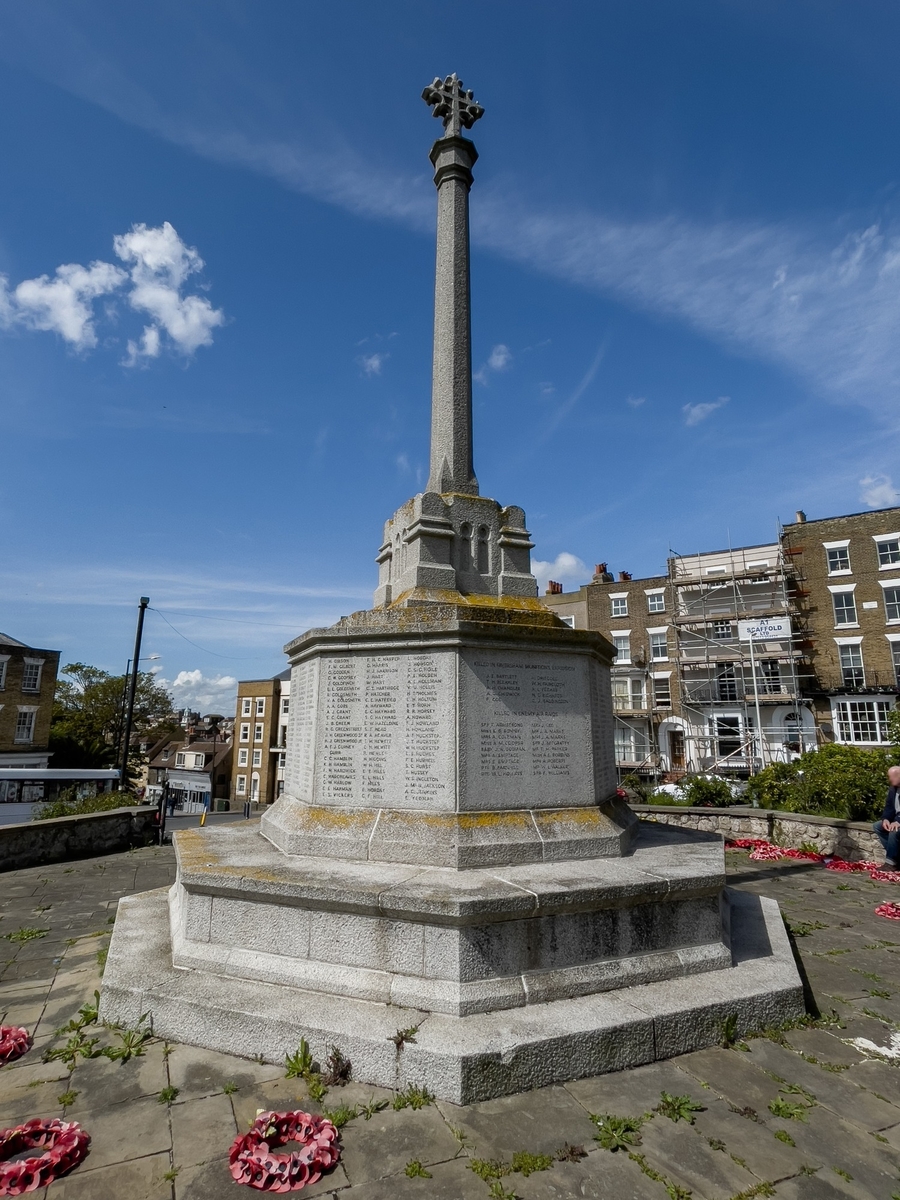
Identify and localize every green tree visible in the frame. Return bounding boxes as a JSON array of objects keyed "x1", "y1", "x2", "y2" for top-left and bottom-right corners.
[
  {"x1": 746, "y1": 743, "x2": 899, "y2": 821},
  {"x1": 50, "y1": 662, "x2": 178, "y2": 781}
]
